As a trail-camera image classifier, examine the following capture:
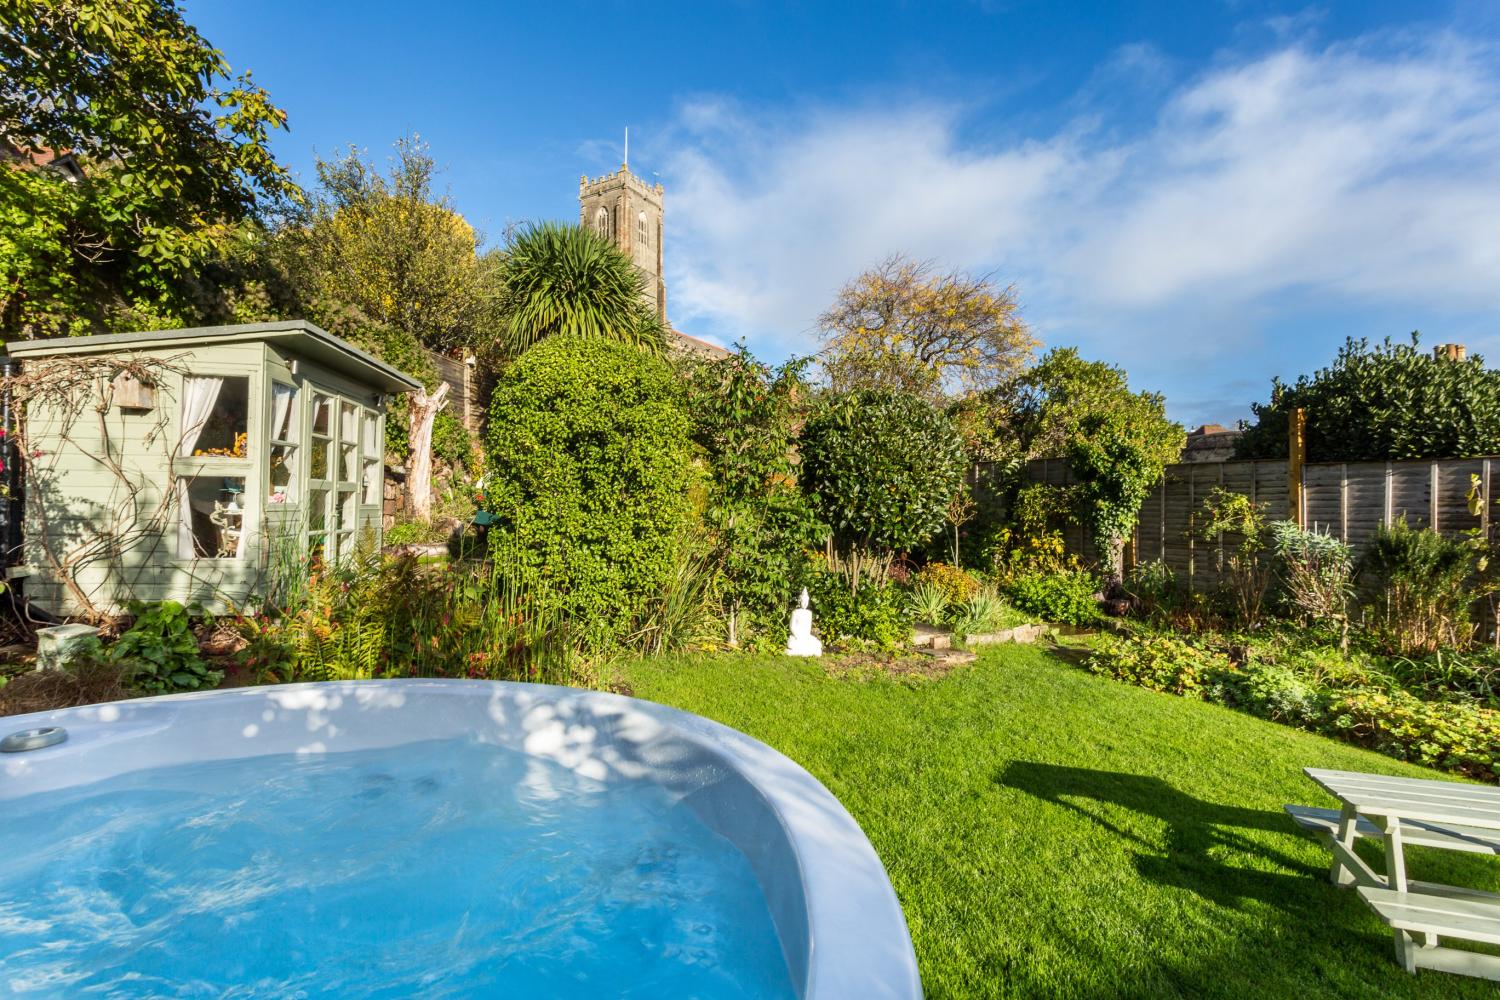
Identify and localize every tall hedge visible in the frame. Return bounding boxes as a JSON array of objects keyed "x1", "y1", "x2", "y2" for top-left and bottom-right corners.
[
  {"x1": 485, "y1": 337, "x2": 691, "y2": 643},
  {"x1": 1236, "y1": 334, "x2": 1500, "y2": 461}
]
